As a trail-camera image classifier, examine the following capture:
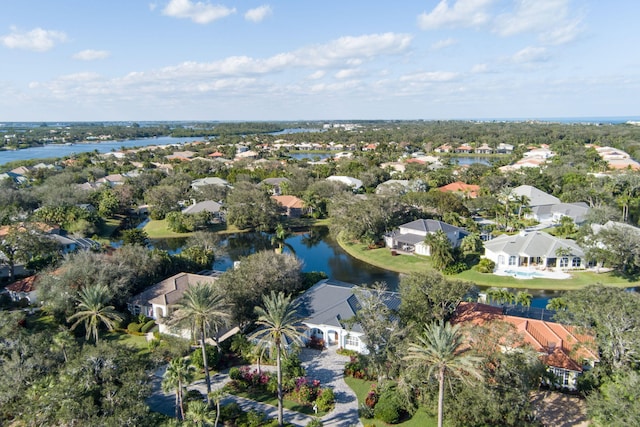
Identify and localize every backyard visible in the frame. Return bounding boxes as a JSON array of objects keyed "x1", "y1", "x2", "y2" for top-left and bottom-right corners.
[{"x1": 338, "y1": 235, "x2": 640, "y2": 290}]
